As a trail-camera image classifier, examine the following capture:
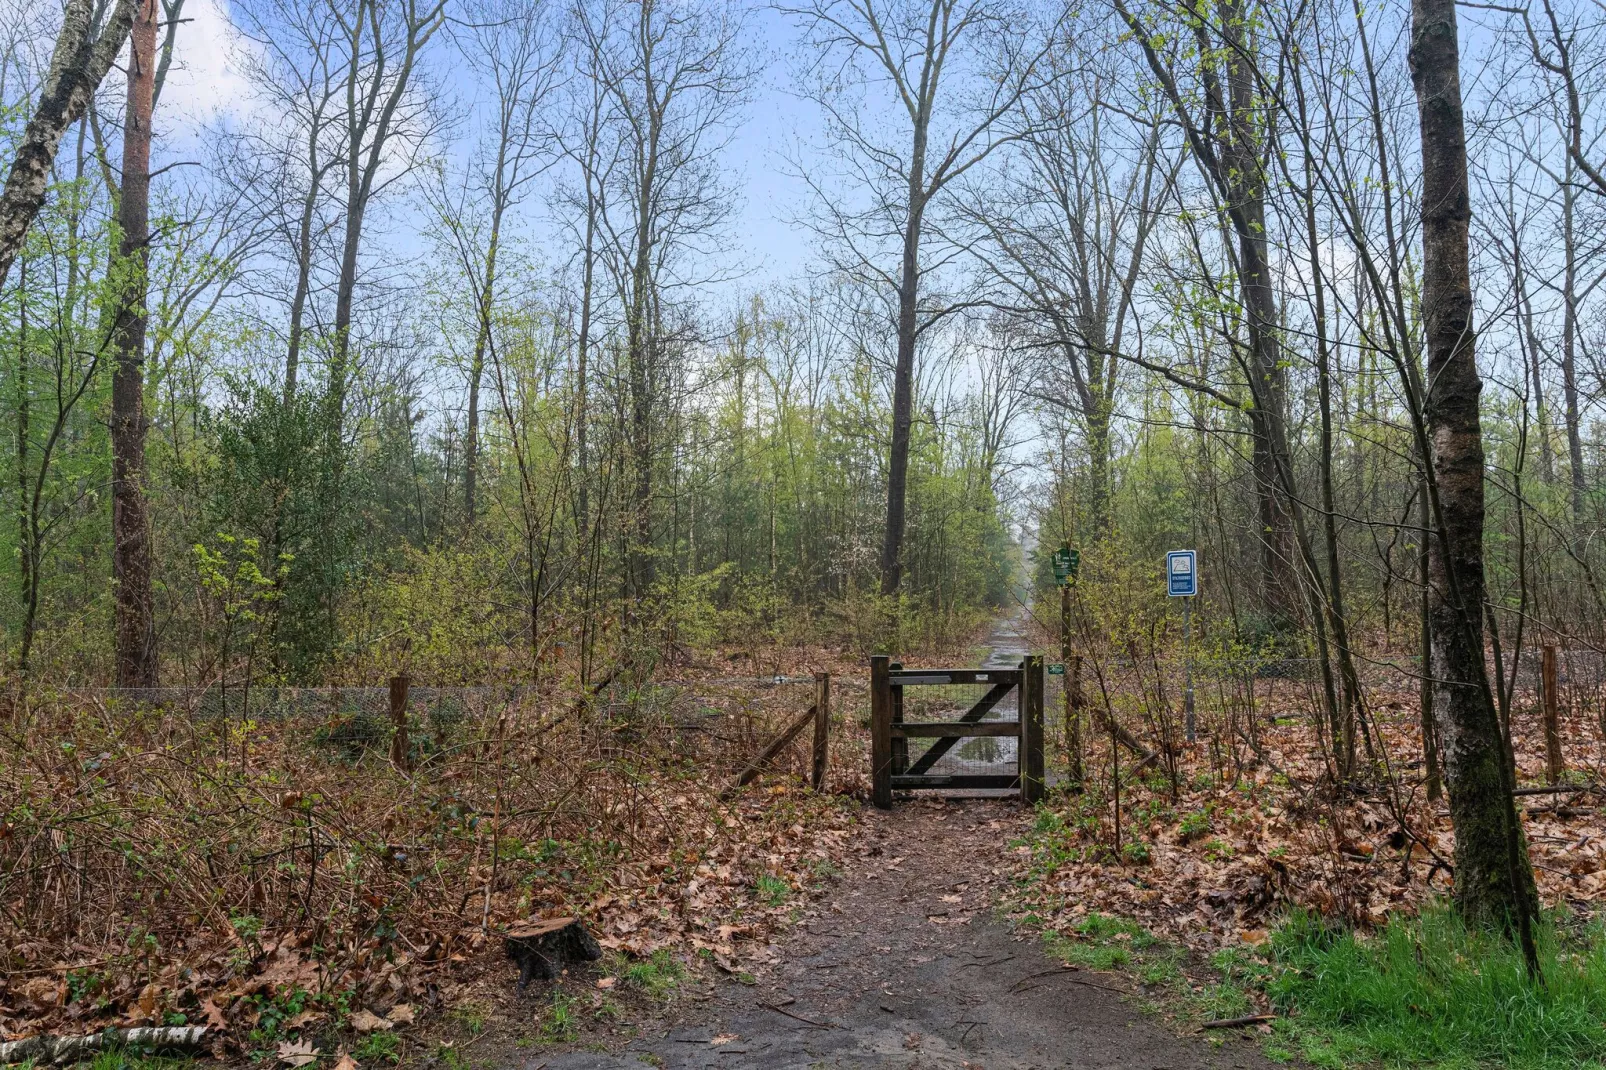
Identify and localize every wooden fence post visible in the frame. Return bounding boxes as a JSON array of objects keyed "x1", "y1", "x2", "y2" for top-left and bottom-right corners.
[
  {"x1": 870, "y1": 656, "x2": 892, "y2": 809},
  {"x1": 889, "y1": 661, "x2": 907, "y2": 775},
  {"x1": 1542, "y1": 644, "x2": 1564, "y2": 784},
  {"x1": 811, "y1": 671, "x2": 831, "y2": 791},
  {"x1": 1021, "y1": 655, "x2": 1045, "y2": 803},
  {"x1": 389, "y1": 674, "x2": 411, "y2": 771}
]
